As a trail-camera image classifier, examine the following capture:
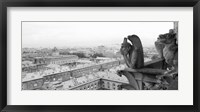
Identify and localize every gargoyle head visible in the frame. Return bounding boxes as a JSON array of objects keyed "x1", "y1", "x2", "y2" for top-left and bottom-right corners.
[
  {"x1": 157, "y1": 30, "x2": 176, "y2": 45},
  {"x1": 120, "y1": 38, "x2": 132, "y2": 55}
]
